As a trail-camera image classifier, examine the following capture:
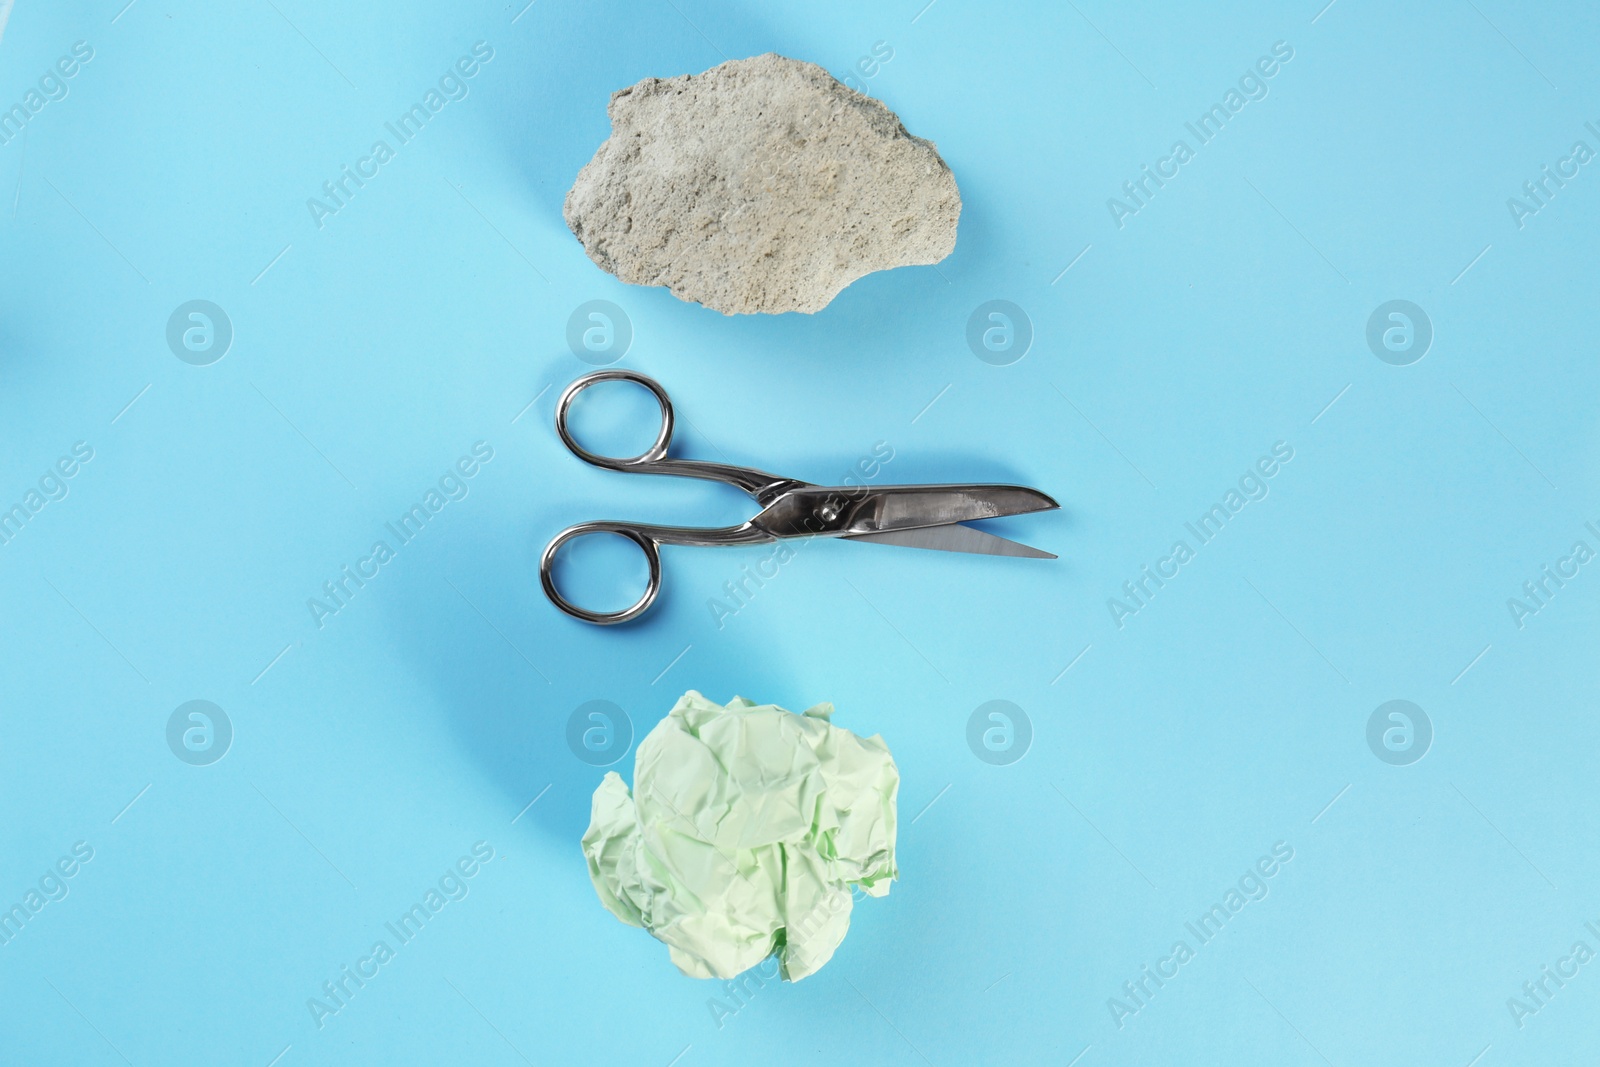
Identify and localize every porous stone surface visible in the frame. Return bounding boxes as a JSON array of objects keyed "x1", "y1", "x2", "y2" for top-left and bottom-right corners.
[{"x1": 563, "y1": 53, "x2": 961, "y2": 316}]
